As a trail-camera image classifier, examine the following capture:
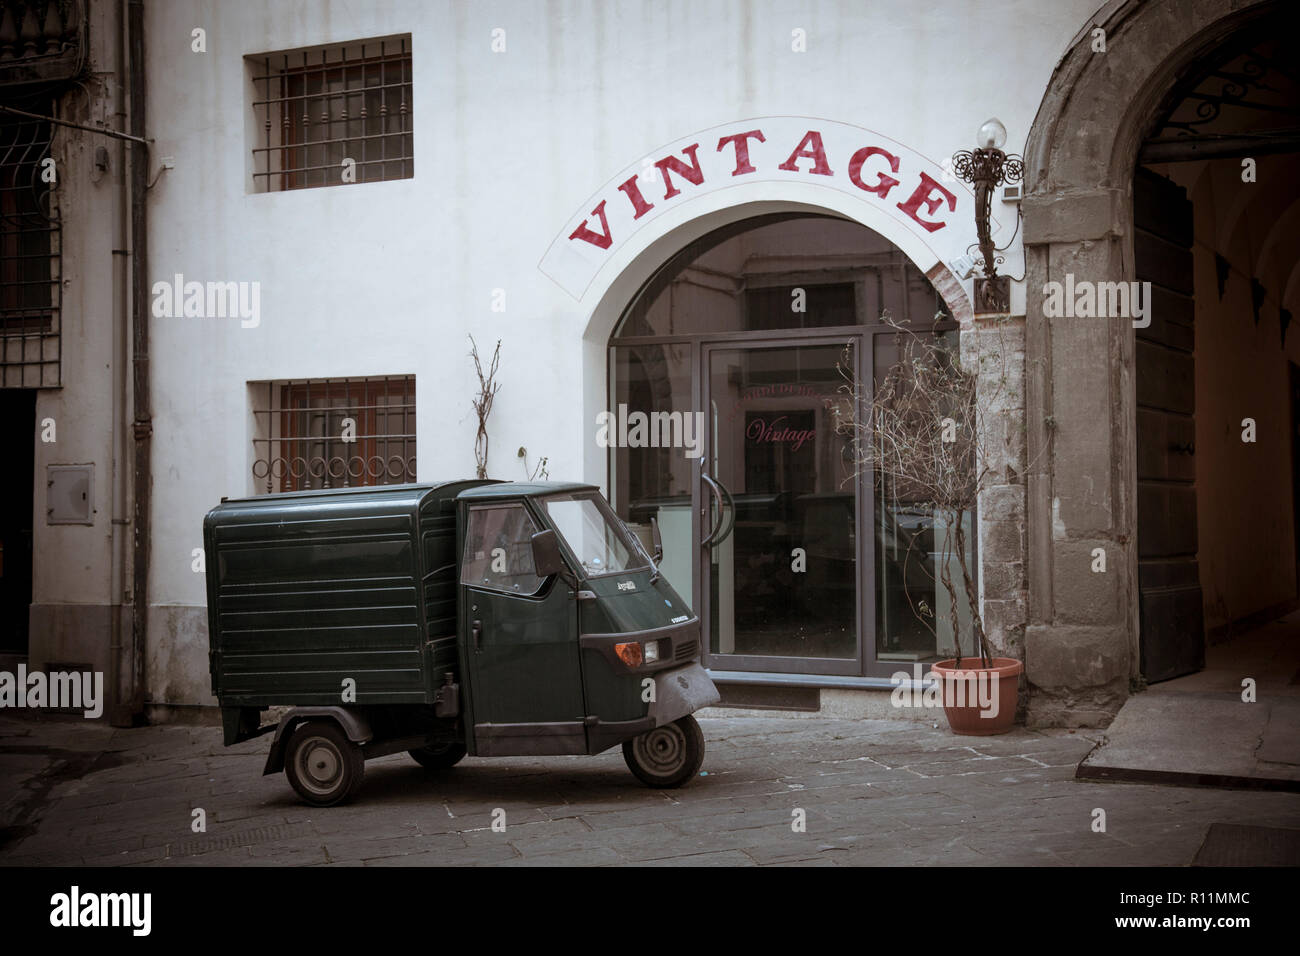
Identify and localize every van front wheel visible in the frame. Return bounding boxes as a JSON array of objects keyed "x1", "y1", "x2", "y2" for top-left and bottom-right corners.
[
  {"x1": 284, "y1": 721, "x2": 365, "y2": 806},
  {"x1": 623, "y1": 715, "x2": 705, "y2": 788}
]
